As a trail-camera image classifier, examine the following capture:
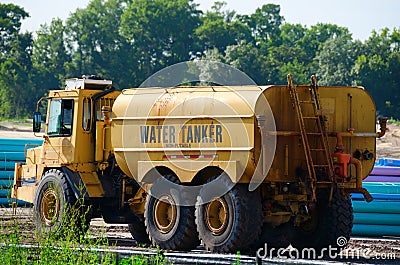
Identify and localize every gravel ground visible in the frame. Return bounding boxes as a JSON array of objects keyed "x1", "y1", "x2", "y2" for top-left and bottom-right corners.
[{"x1": 0, "y1": 207, "x2": 398, "y2": 264}]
